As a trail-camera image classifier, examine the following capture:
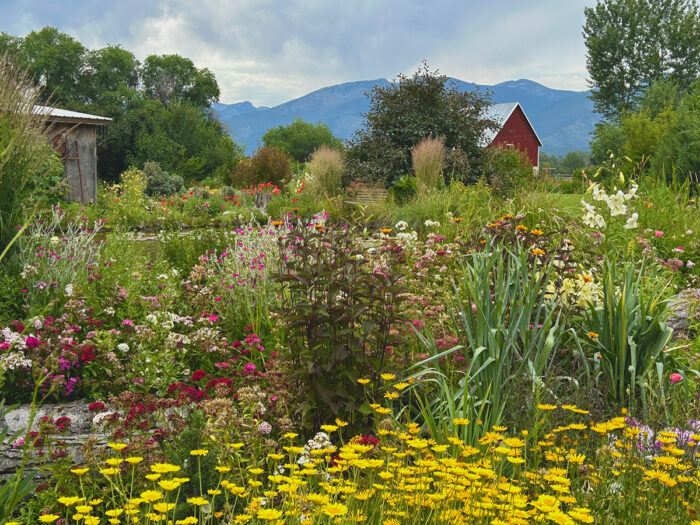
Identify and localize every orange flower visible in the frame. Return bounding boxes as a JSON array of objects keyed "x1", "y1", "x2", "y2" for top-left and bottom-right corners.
[
  {"x1": 453, "y1": 218, "x2": 463, "y2": 223},
  {"x1": 531, "y1": 248, "x2": 545, "y2": 256}
]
